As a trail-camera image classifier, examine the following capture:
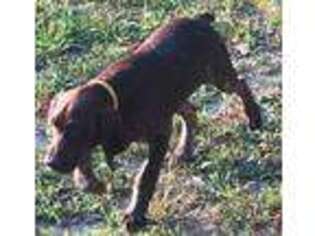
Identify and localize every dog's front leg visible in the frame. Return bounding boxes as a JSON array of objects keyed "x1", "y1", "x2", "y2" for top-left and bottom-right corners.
[
  {"x1": 123, "y1": 128, "x2": 171, "y2": 231},
  {"x1": 73, "y1": 157, "x2": 106, "y2": 195},
  {"x1": 101, "y1": 131, "x2": 130, "y2": 171}
]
